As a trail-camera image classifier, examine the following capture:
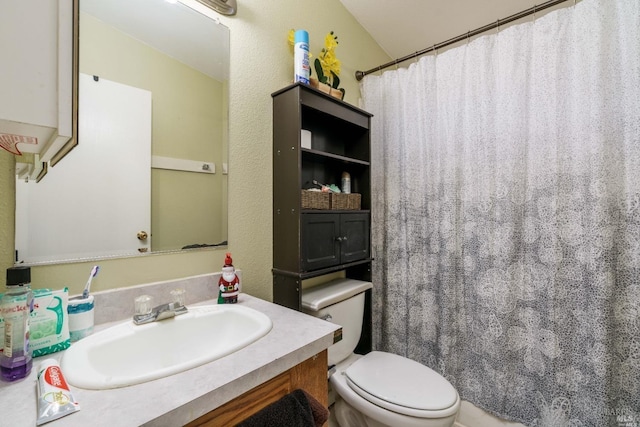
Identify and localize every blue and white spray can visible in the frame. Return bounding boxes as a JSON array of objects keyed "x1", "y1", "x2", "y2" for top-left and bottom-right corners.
[{"x1": 294, "y1": 30, "x2": 310, "y2": 84}]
